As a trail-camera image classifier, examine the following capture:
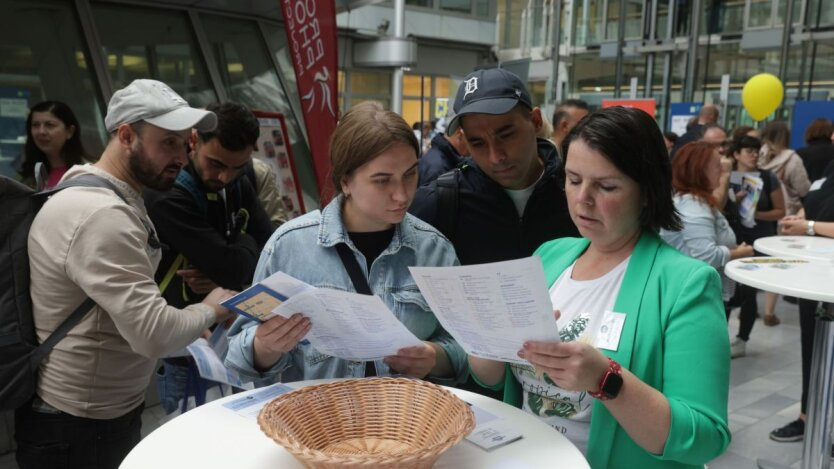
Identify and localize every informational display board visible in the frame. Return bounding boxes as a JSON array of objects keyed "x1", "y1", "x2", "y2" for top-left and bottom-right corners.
[
  {"x1": 790, "y1": 101, "x2": 834, "y2": 150},
  {"x1": 251, "y1": 111, "x2": 305, "y2": 218},
  {"x1": 601, "y1": 99, "x2": 657, "y2": 119},
  {"x1": 668, "y1": 102, "x2": 703, "y2": 137}
]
